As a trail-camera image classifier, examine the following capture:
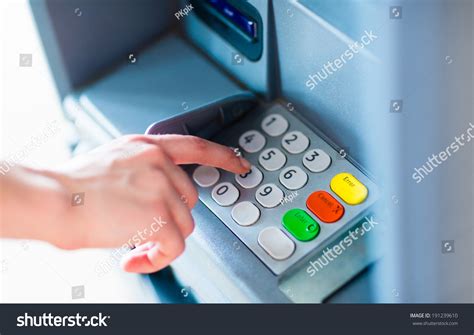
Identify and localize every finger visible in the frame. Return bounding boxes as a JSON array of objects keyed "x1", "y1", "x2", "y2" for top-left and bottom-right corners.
[
  {"x1": 130, "y1": 144, "x2": 198, "y2": 208},
  {"x1": 164, "y1": 187, "x2": 195, "y2": 239},
  {"x1": 138, "y1": 135, "x2": 251, "y2": 174},
  {"x1": 152, "y1": 149, "x2": 198, "y2": 209},
  {"x1": 121, "y1": 214, "x2": 185, "y2": 273},
  {"x1": 151, "y1": 170, "x2": 195, "y2": 237},
  {"x1": 128, "y1": 241, "x2": 156, "y2": 252}
]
